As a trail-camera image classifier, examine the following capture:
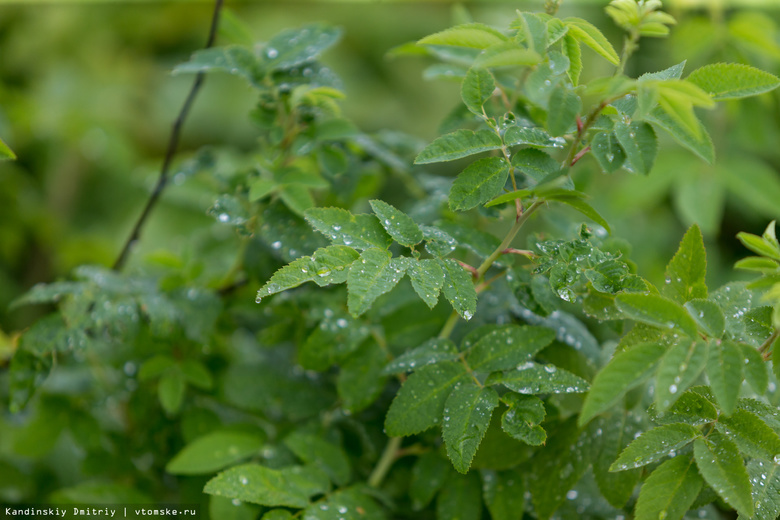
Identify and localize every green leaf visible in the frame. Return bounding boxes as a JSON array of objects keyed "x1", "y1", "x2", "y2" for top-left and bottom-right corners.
[
  {"x1": 634, "y1": 455, "x2": 703, "y2": 520},
  {"x1": 465, "y1": 325, "x2": 555, "y2": 372},
  {"x1": 0, "y1": 137, "x2": 16, "y2": 161},
  {"x1": 511, "y1": 148, "x2": 560, "y2": 184},
  {"x1": 740, "y1": 460, "x2": 780, "y2": 520},
  {"x1": 449, "y1": 157, "x2": 509, "y2": 211},
  {"x1": 173, "y1": 46, "x2": 262, "y2": 86},
  {"x1": 590, "y1": 132, "x2": 626, "y2": 173},
  {"x1": 503, "y1": 126, "x2": 565, "y2": 149},
  {"x1": 486, "y1": 362, "x2": 589, "y2": 395},
  {"x1": 655, "y1": 339, "x2": 708, "y2": 411},
  {"x1": 438, "y1": 258, "x2": 477, "y2": 320},
  {"x1": 411, "y1": 452, "x2": 450, "y2": 511},
  {"x1": 278, "y1": 184, "x2": 314, "y2": 217},
  {"x1": 385, "y1": 361, "x2": 468, "y2": 437},
  {"x1": 646, "y1": 107, "x2": 715, "y2": 163},
  {"x1": 564, "y1": 17, "x2": 620, "y2": 65},
  {"x1": 693, "y1": 433, "x2": 754, "y2": 517},
  {"x1": 337, "y1": 341, "x2": 388, "y2": 413},
  {"x1": 211, "y1": 495, "x2": 261, "y2": 520},
  {"x1": 419, "y1": 23, "x2": 508, "y2": 49},
  {"x1": 256, "y1": 245, "x2": 360, "y2": 301},
  {"x1": 551, "y1": 196, "x2": 612, "y2": 234},
  {"x1": 473, "y1": 41, "x2": 542, "y2": 68},
  {"x1": 203, "y1": 464, "x2": 329, "y2": 508},
  {"x1": 687, "y1": 63, "x2": 780, "y2": 100},
  {"x1": 300, "y1": 487, "x2": 385, "y2": 520},
  {"x1": 706, "y1": 339, "x2": 743, "y2": 415},
  {"x1": 610, "y1": 424, "x2": 701, "y2": 471},
  {"x1": 716, "y1": 408, "x2": 780, "y2": 462},
  {"x1": 615, "y1": 293, "x2": 699, "y2": 337},
  {"x1": 436, "y1": 472, "x2": 482, "y2": 520},
  {"x1": 405, "y1": 259, "x2": 445, "y2": 309},
  {"x1": 262, "y1": 24, "x2": 342, "y2": 70},
  {"x1": 461, "y1": 68, "x2": 495, "y2": 115},
  {"x1": 299, "y1": 312, "x2": 369, "y2": 371},
  {"x1": 500, "y1": 393, "x2": 546, "y2": 446},
  {"x1": 650, "y1": 388, "x2": 719, "y2": 426},
  {"x1": 737, "y1": 231, "x2": 780, "y2": 261},
  {"x1": 546, "y1": 86, "x2": 581, "y2": 137},
  {"x1": 443, "y1": 382, "x2": 499, "y2": 473},
  {"x1": 347, "y1": 249, "x2": 408, "y2": 317},
  {"x1": 480, "y1": 469, "x2": 526, "y2": 520},
  {"x1": 663, "y1": 224, "x2": 708, "y2": 304},
  {"x1": 159, "y1": 370, "x2": 186, "y2": 414},
  {"x1": 513, "y1": 12, "x2": 547, "y2": 53},
  {"x1": 284, "y1": 432, "x2": 350, "y2": 486},
  {"x1": 305, "y1": 208, "x2": 392, "y2": 250},
  {"x1": 249, "y1": 178, "x2": 278, "y2": 202},
  {"x1": 613, "y1": 121, "x2": 657, "y2": 175},
  {"x1": 579, "y1": 342, "x2": 666, "y2": 426},
  {"x1": 734, "y1": 256, "x2": 780, "y2": 273},
  {"x1": 382, "y1": 338, "x2": 459, "y2": 375},
  {"x1": 684, "y1": 300, "x2": 724, "y2": 338},
  {"x1": 369, "y1": 200, "x2": 423, "y2": 247},
  {"x1": 593, "y1": 412, "x2": 642, "y2": 508},
  {"x1": 562, "y1": 34, "x2": 582, "y2": 85},
  {"x1": 166, "y1": 431, "x2": 265, "y2": 475},
  {"x1": 415, "y1": 129, "x2": 503, "y2": 164},
  {"x1": 739, "y1": 343, "x2": 768, "y2": 395}
]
